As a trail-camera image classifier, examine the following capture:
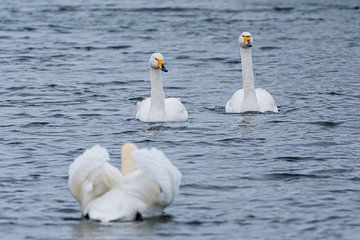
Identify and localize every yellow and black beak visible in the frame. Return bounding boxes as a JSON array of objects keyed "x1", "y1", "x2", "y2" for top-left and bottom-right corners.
[
  {"x1": 243, "y1": 36, "x2": 252, "y2": 47},
  {"x1": 157, "y1": 59, "x2": 168, "y2": 72}
]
